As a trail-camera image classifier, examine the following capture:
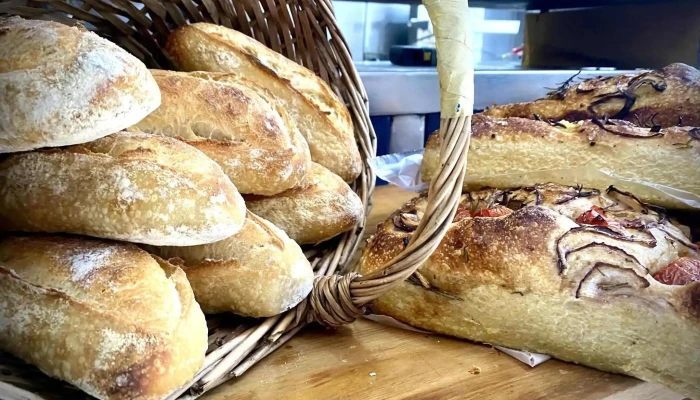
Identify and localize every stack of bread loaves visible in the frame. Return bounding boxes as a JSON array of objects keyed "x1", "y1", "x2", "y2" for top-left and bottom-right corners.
[
  {"x1": 0, "y1": 17, "x2": 363, "y2": 400},
  {"x1": 361, "y1": 64, "x2": 700, "y2": 398}
]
